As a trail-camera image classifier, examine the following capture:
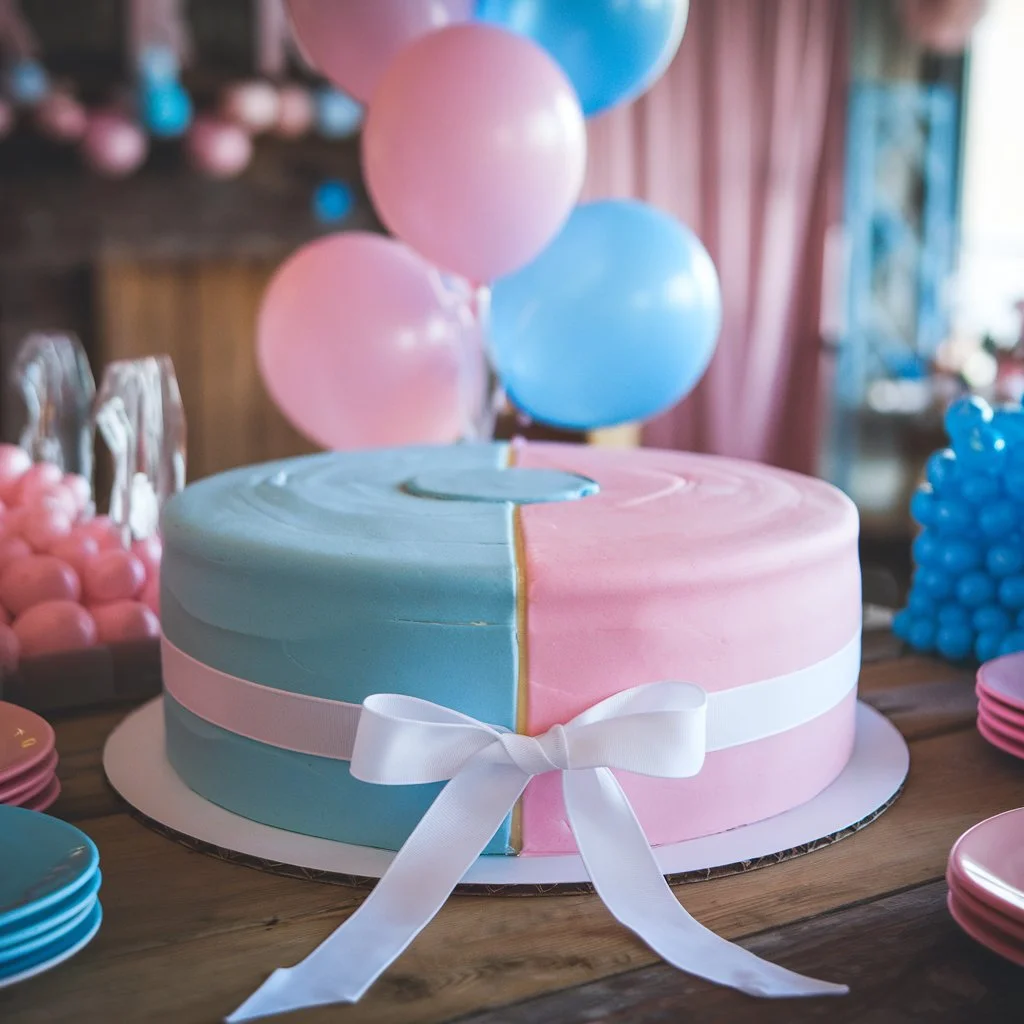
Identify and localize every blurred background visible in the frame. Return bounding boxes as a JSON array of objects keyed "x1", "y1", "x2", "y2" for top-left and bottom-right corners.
[{"x1": 0, "y1": 0, "x2": 1018, "y2": 605}]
